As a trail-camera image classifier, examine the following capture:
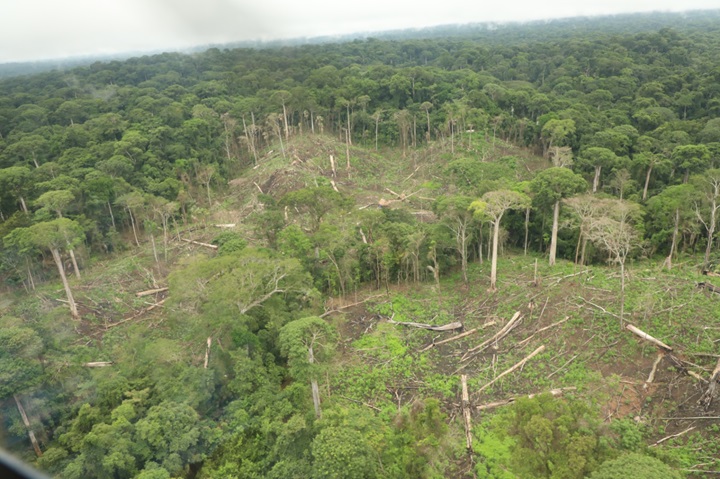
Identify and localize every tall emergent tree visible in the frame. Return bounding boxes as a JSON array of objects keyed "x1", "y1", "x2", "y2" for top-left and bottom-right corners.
[
  {"x1": 531, "y1": 167, "x2": 588, "y2": 266},
  {"x1": 279, "y1": 316, "x2": 335, "y2": 418},
  {"x1": 5, "y1": 218, "x2": 85, "y2": 319},
  {"x1": 471, "y1": 189, "x2": 530, "y2": 291}
]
